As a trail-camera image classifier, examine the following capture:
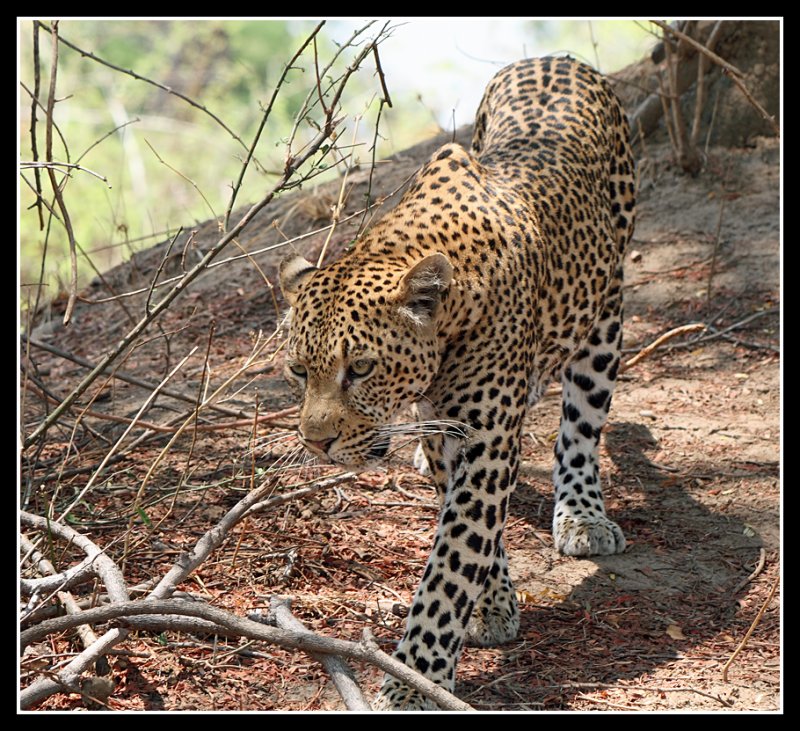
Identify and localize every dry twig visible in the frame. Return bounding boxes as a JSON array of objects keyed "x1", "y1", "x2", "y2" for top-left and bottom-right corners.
[
  {"x1": 722, "y1": 574, "x2": 779, "y2": 682},
  {"x1": 666, "y1": 307, "x2": 778, "y2": 351},
  {"x1": 621, "y1": 323, "x2": 706, "y2": 372},
  {"x1": 225, "y1": 25, "x2": 326, "y2": 230},
  {"x1": 23, "y1": 335, "x2": 252, "y2": 419}
]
